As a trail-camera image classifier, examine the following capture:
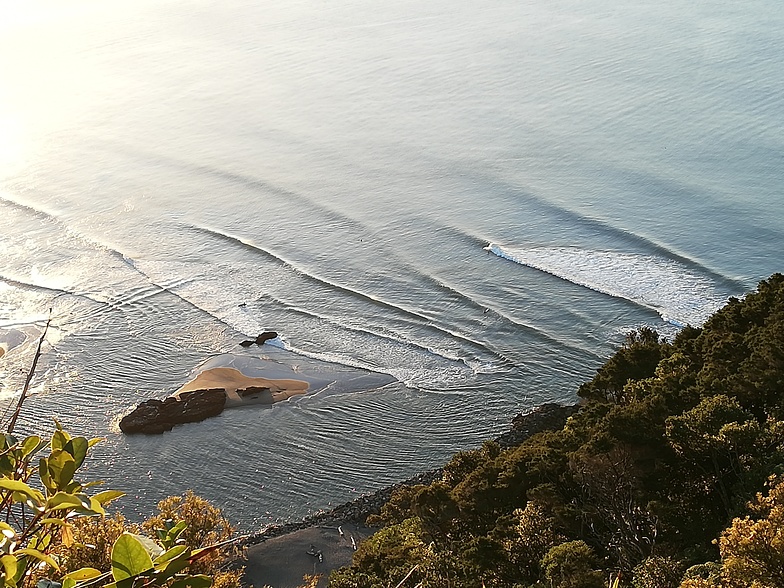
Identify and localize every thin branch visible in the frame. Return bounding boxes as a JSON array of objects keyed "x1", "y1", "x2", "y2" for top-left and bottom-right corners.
[
  {"x1": 7, "y1": 309, "x2": 52, "y2": 435},
  {"x1": 393, "y1": 565, "x2": 420, "y2": 588}
]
